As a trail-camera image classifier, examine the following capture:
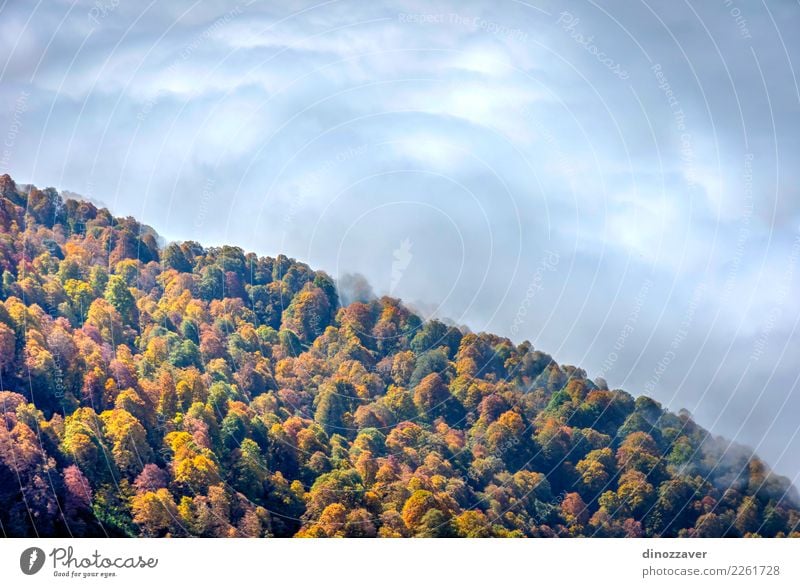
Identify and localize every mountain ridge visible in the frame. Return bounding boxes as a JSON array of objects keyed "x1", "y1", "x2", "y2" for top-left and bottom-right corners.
[{"x1": 0, "y1": 173, "x2": 797, "y2": 538}]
